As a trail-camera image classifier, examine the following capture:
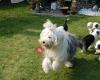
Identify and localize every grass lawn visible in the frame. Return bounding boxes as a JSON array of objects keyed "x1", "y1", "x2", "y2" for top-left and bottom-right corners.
[{"x1": 0, "y1": 3, "x2": 100, "y2": 80}]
